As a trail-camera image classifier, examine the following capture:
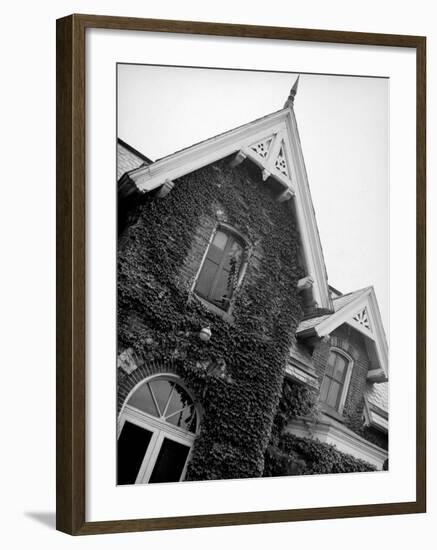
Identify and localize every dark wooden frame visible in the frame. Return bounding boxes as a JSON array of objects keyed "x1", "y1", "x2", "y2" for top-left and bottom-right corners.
[{"x1": 56, "y1": 13, "x2": 426, "y2": 536}]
